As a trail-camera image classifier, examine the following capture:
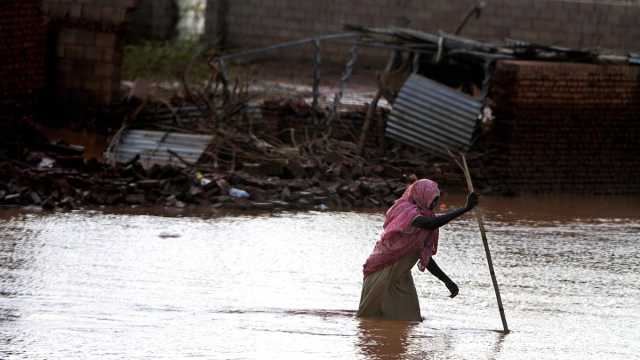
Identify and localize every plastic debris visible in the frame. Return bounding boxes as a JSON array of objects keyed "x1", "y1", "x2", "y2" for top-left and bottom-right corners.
[
  {"x1": 38, "y1": 157, "x2": 55, "y2": 169},
  {"x1": 196, "y1": 172, "x2": 212, "y2": 186},
  {"x1": 229, "y1": 188, "x2": 250, "y2": 199}
]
